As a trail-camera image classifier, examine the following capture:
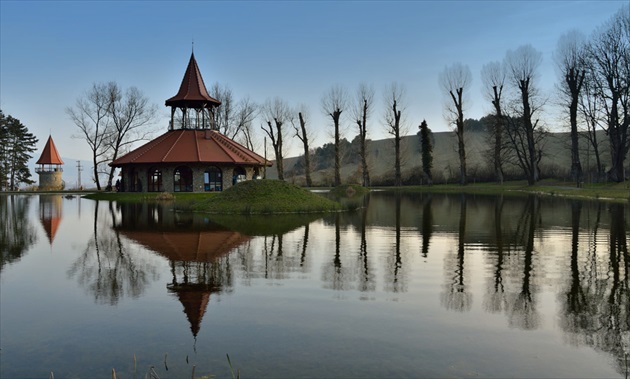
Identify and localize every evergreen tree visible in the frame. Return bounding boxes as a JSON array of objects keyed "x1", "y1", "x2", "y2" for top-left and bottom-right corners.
[
  {"x1": 419, "y1": 120, "x2": 433, "y2": 185},
  {"x1": 0, "y1": 111, "x2": 38, "y2": 191}
]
